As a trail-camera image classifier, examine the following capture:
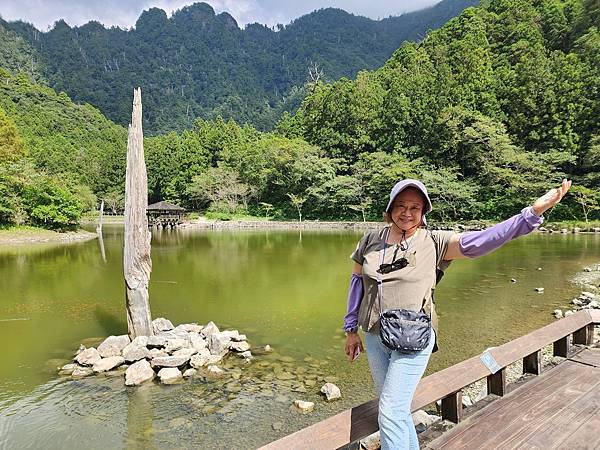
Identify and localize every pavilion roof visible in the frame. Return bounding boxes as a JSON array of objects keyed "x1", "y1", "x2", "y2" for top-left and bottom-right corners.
[{"x1": 147, "y1": 201, "x2": 185, "y2": 212}]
